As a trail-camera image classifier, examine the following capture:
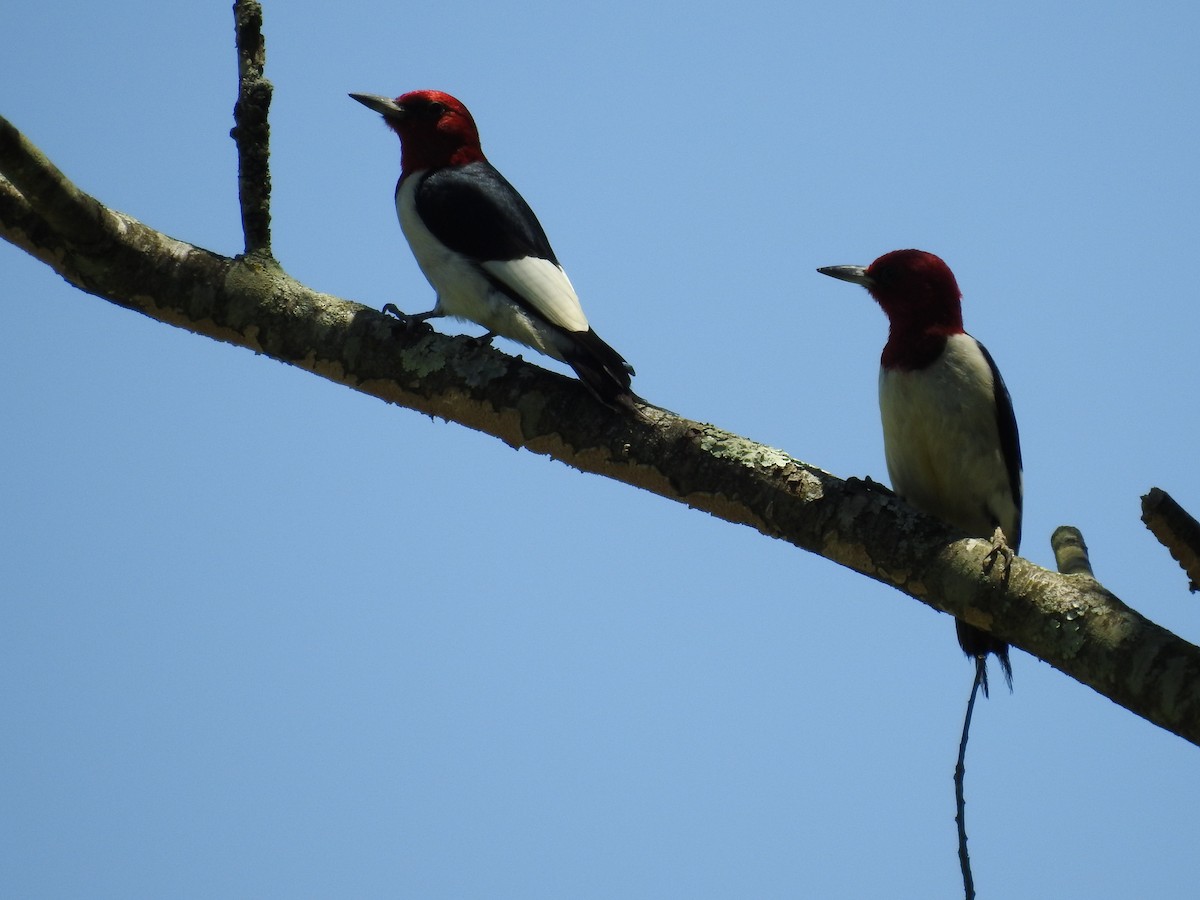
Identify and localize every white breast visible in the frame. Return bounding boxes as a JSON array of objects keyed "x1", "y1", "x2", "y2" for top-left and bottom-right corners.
[{"x1": 879, "y1": 333, "x2": 1020, "y2": 540}]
